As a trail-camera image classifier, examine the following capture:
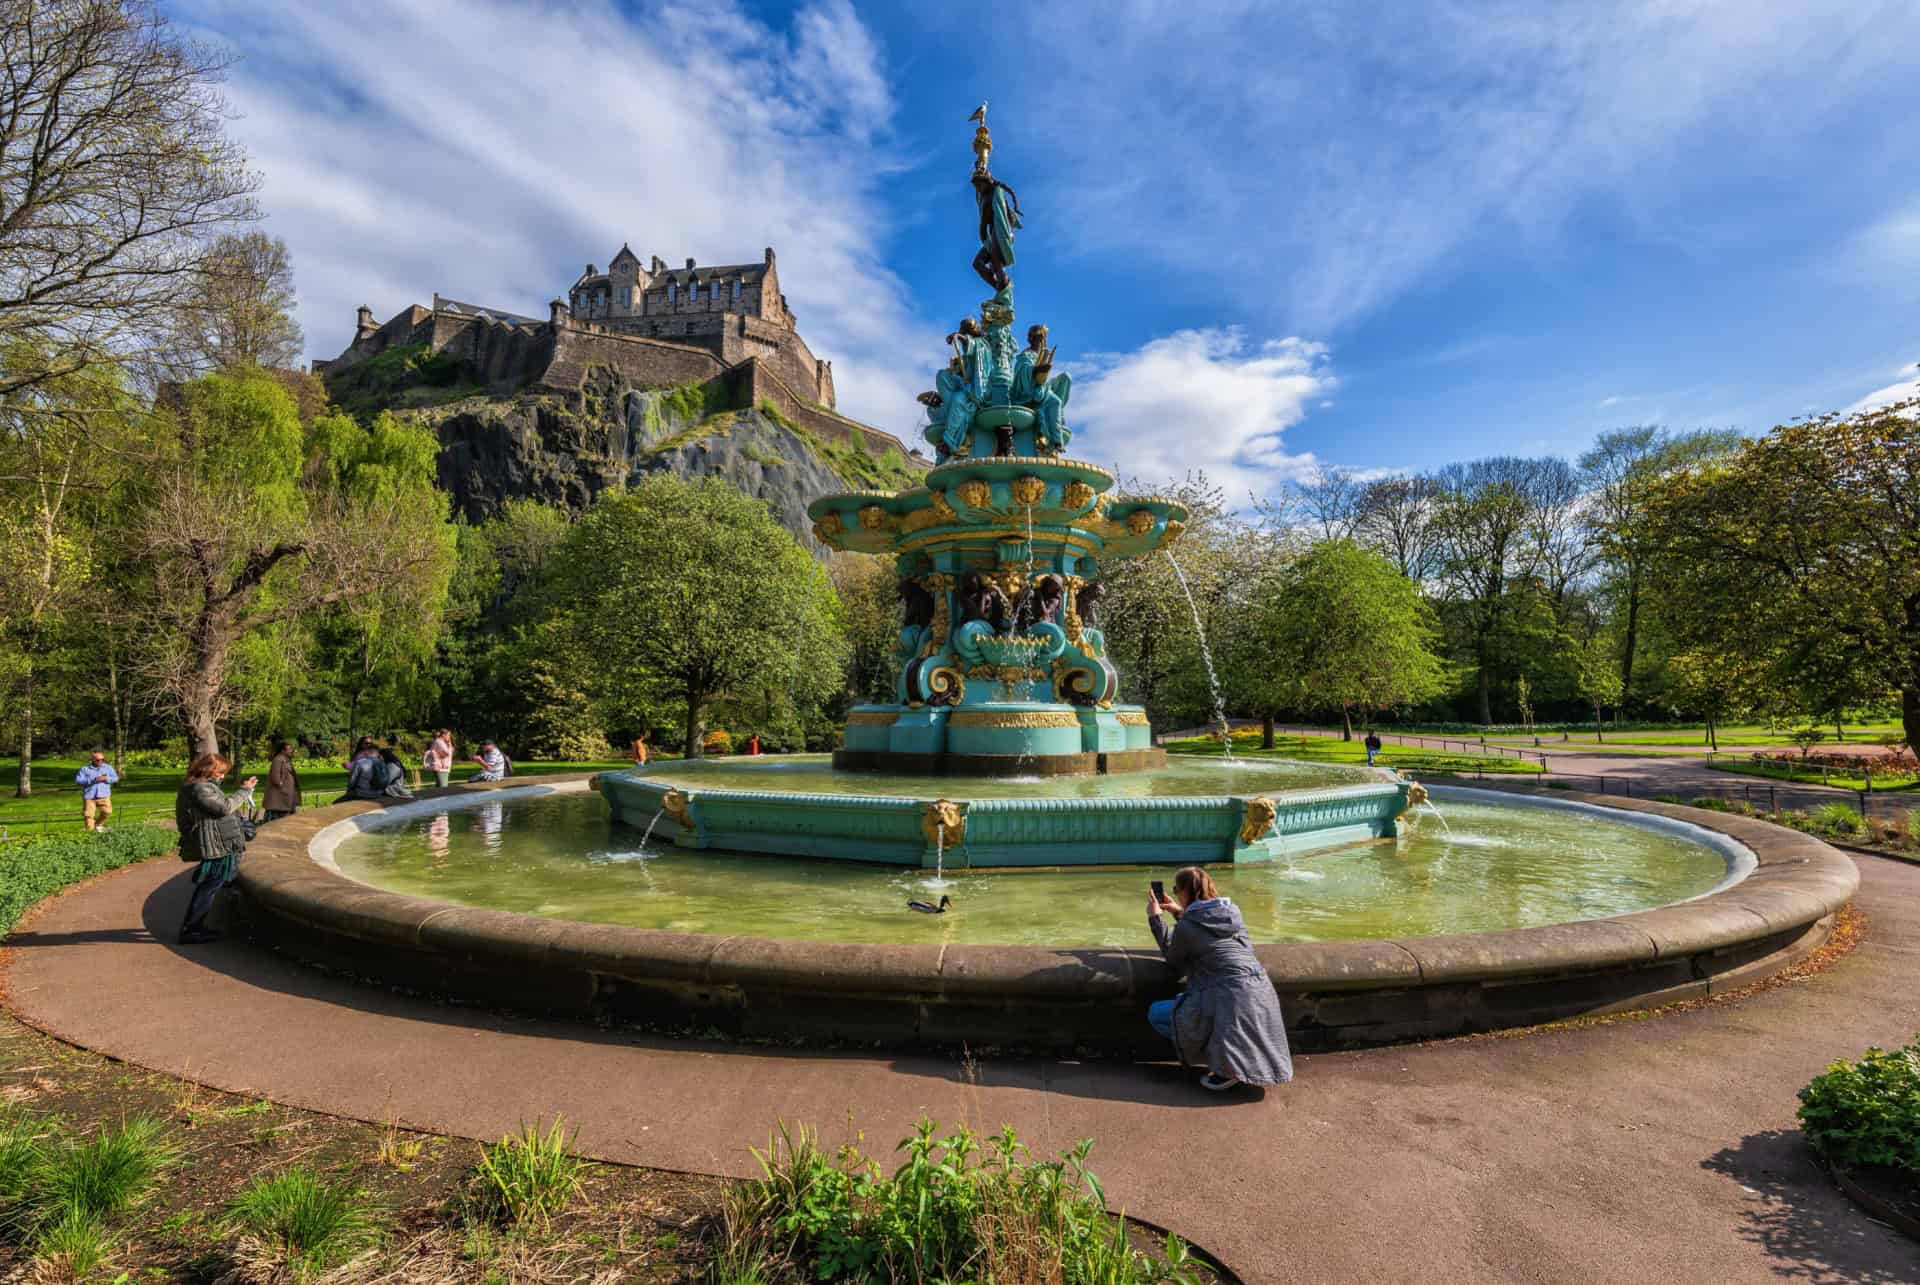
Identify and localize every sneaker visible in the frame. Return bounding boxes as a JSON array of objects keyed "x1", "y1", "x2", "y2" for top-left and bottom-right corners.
[{"x1": 1199, "y1": 1072, "x2": 1240, "y2": 1092}]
